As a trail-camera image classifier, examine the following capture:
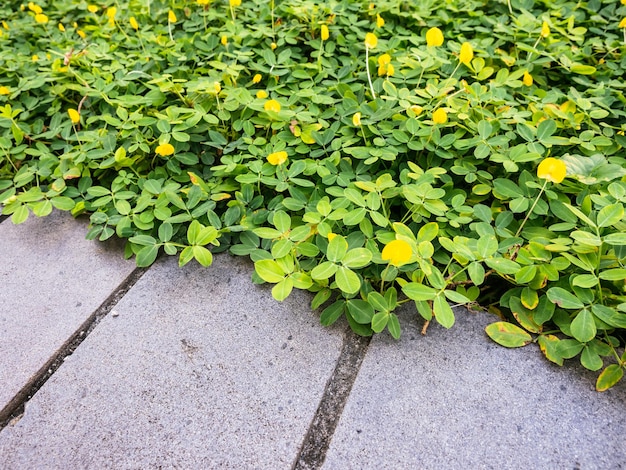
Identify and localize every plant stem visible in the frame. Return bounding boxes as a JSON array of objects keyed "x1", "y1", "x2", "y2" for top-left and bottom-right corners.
[
  {"x1": 365, "y1": 47, "x2": 376, "y2": 99},
  {"x1": 514, "y1": 180, "x2": 547, "y2": 238}
]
